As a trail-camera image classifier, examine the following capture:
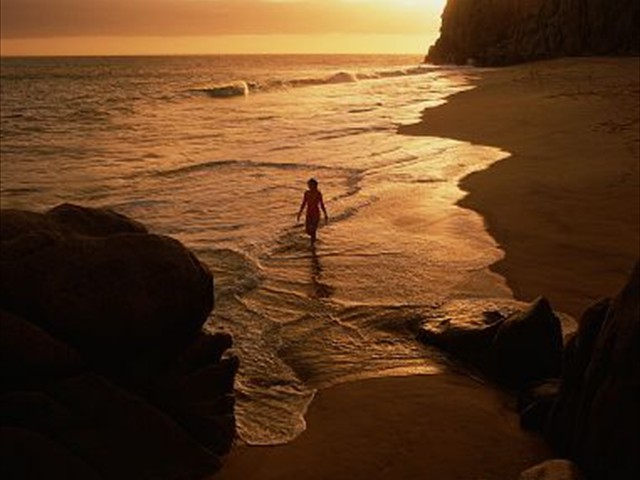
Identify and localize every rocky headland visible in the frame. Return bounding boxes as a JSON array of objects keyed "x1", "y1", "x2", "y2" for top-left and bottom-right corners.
[
  {"x1": 0, "y1": 204, "x2": 237, "y2": 479},
  {"x1": 427, "y1": 0, "x2": 640, "y2": 66}
]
